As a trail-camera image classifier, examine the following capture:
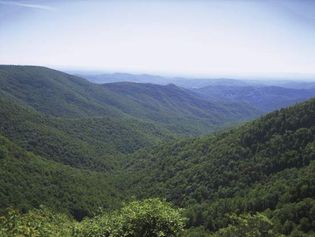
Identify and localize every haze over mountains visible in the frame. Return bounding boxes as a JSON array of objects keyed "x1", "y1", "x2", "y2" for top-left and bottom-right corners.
[
  {"x1": 79, "y1": 72, "x2": 315, "y2": 89},
  {"x1": 79, "y1": 72, "x2": 315, "y2": 113},
  {"x1": 194, "y1": 85, "x2": 315, "y2": 112}
]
